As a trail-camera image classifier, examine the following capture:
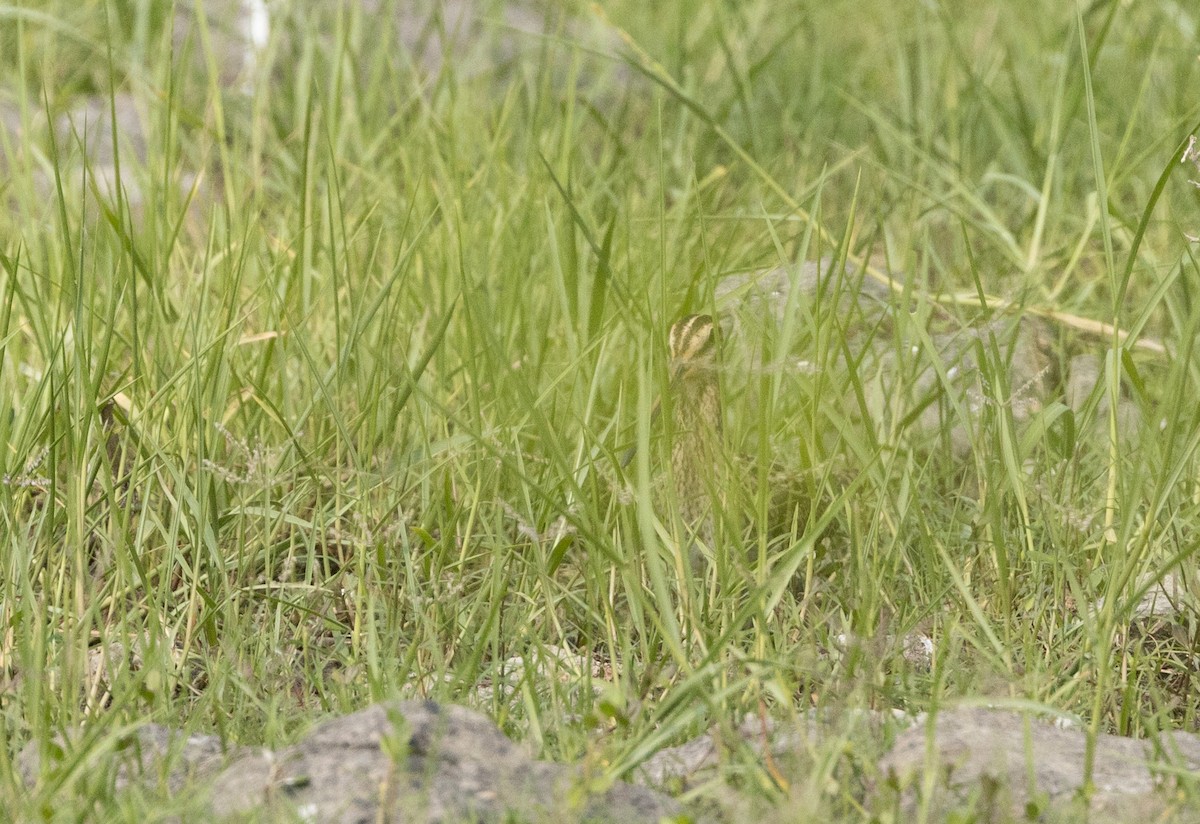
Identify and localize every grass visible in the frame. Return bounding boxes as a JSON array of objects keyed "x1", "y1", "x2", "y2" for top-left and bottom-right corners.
[{"x1": 2, "y1": 0, "x2": 1200, "y2": 820}]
